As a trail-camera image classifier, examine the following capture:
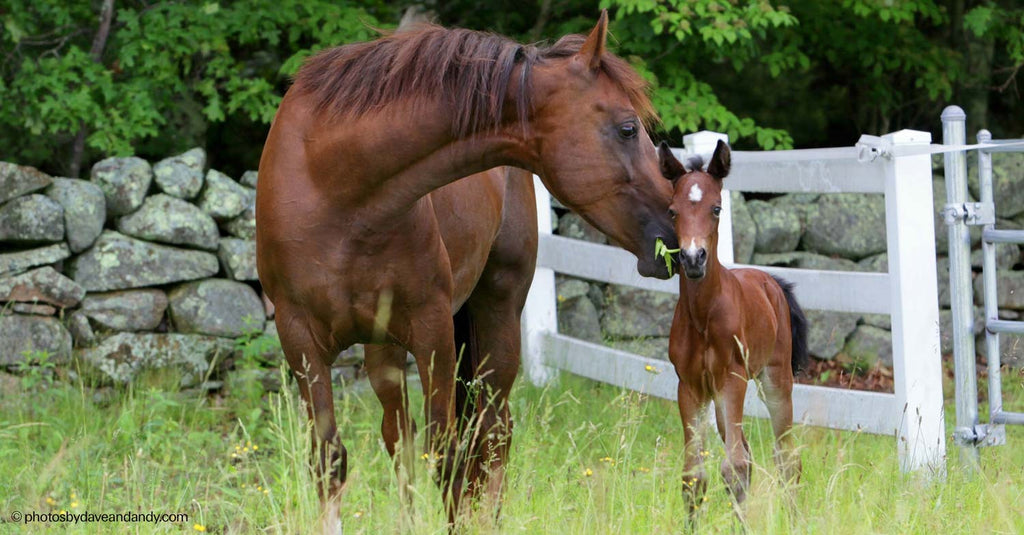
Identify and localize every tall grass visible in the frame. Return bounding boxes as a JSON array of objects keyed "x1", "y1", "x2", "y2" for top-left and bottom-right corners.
[{"x1": 0, "y1": 361, "x2": 1022, "y2": 534}]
